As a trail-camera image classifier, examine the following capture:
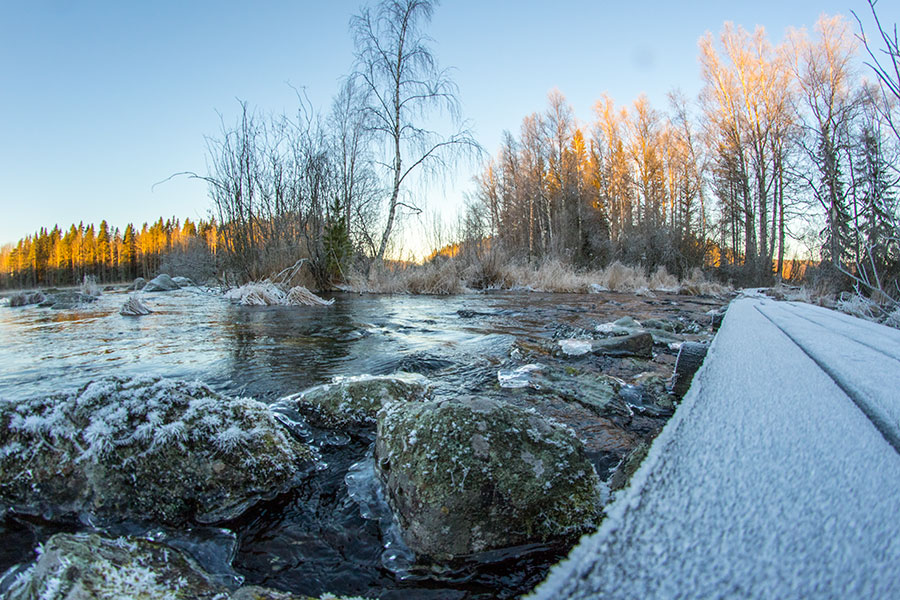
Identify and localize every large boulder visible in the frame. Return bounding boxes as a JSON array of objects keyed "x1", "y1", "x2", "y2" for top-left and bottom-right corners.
[
  {"x1": 143, "y1": 274, "x2": 179, "y2": 292},
  {"x1": 375, "y1": 397, "x2": 602, "y2": 560},
  {"x1": 3, "y1": 532, "x2": 359, "y2": 600},
  {"x1": 128, "y1": 276, "x2": 147, "y2": 291},
  {"x1": 287, "y1": 373, "x2": 431, "y2": 429},
  {"x1": 0, "y1": 377, "x2": 313, "y2": 525}
]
